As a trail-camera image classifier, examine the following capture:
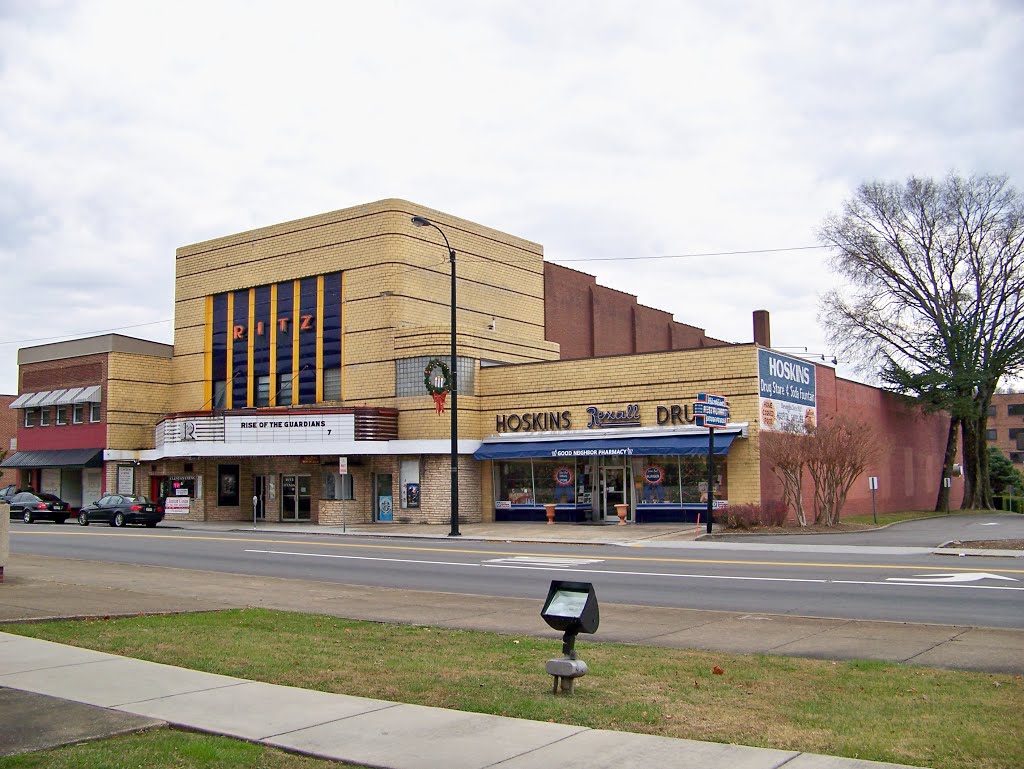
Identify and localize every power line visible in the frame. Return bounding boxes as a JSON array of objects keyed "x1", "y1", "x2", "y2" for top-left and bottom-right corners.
[
  {"x1": 0, "y1": 245, "x2": 825, "y2": 346},
  {"x1": 553, "y1": 245, "x2": 827, "y2": 263},
  {"x1": 0, "y1": 319, "x2": 173, "y2": 347}
]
